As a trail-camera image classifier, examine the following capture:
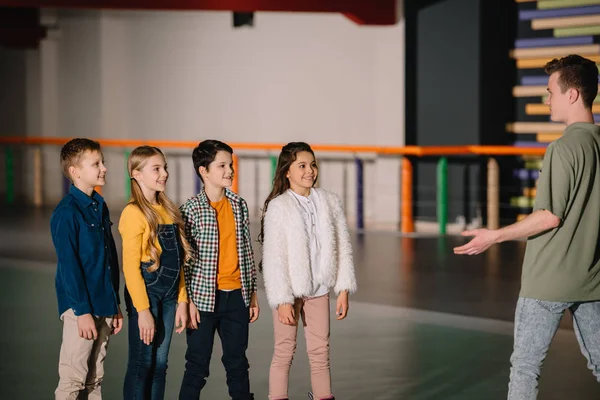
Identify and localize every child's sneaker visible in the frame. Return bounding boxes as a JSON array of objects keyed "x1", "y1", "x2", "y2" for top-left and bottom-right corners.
[{"x1": 308, "y1": 392, "x2": 334, "y2": 400}]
